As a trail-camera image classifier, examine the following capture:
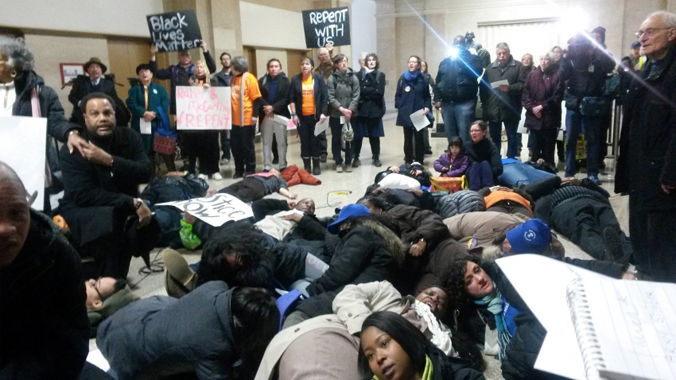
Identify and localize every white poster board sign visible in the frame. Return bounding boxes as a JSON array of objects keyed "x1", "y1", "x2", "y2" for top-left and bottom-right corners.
[
  {"x1": 176, "y1": 86, "x2": 232, "y2": 130},
  {"x1": 0, "y1": 116, "x2": 47, "y2": 210},
  {"x1": 156, "y1": 193, "x2": 253, "y2": 227}
]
